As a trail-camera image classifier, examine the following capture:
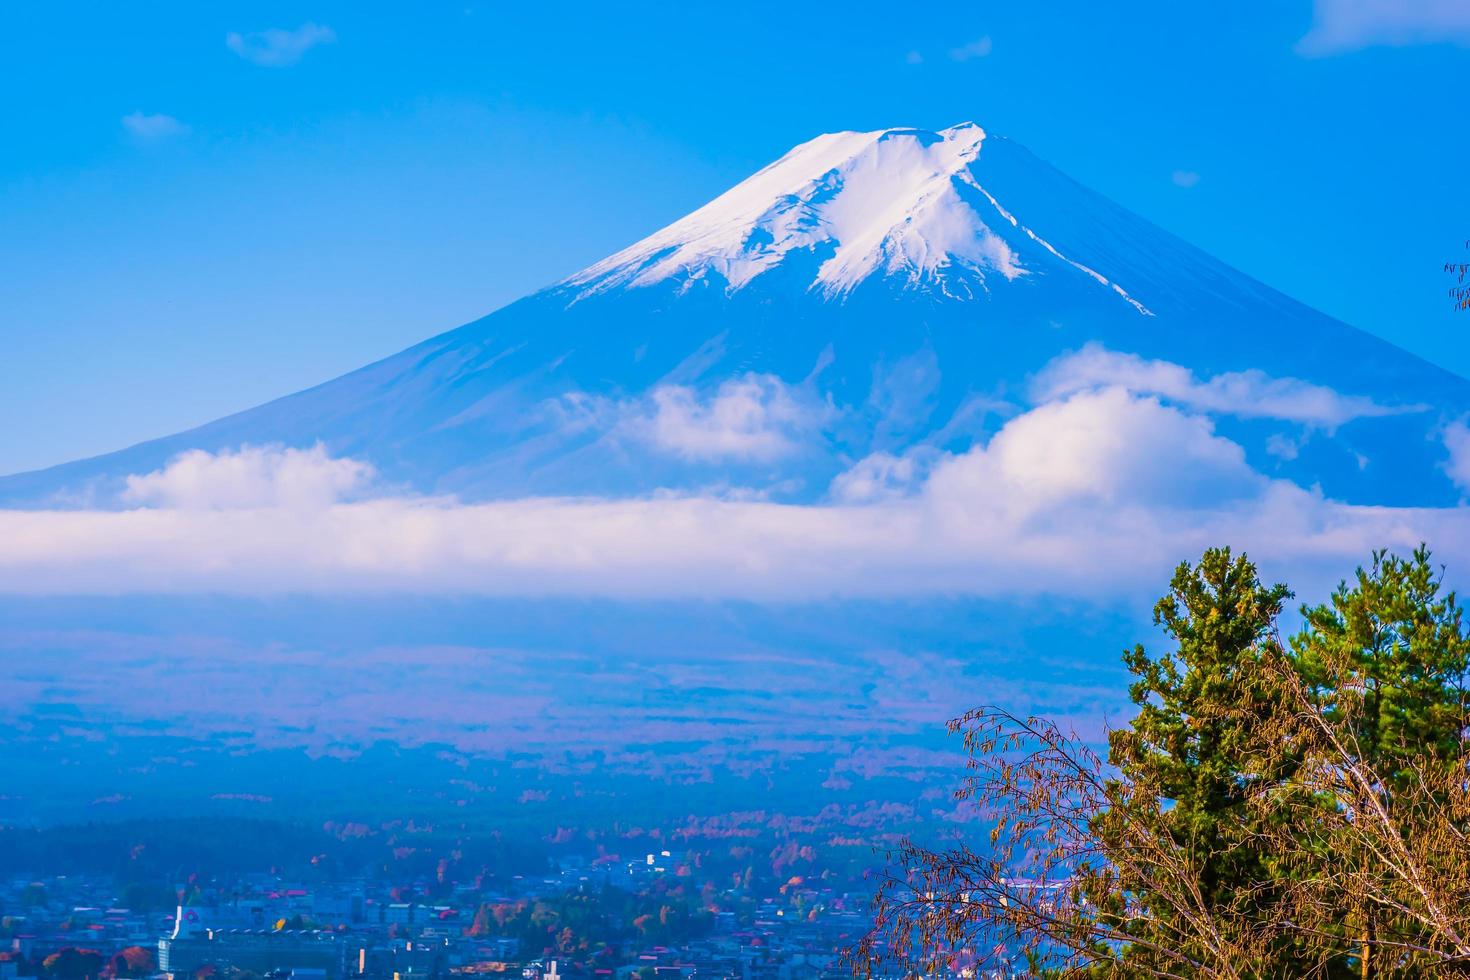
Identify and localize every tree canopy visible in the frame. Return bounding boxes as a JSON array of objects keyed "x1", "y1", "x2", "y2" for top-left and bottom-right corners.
[{"x1": 859, "y1": 546, "x2": 1470, "y2": 978}]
